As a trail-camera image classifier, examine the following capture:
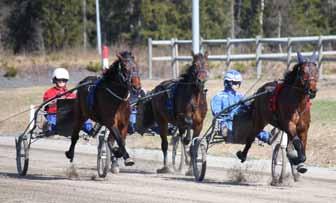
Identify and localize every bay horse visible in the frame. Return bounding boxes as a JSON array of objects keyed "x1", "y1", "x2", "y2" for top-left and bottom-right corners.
[
  {"x1": 236, "y1": 52, "x2": 319, "y2": 173},
  {"x1": 143, "y1": 52, "x2": 208, "y2": 173},
  {"x1": 65, "y1": 51, "x2": 138, "y2": 167}
]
